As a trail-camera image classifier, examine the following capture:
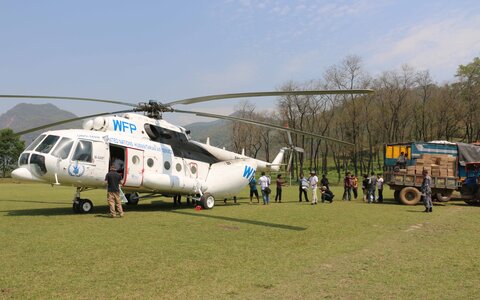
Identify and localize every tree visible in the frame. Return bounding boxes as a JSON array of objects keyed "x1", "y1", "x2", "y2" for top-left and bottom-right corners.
[
  {"x1": 231, "y1": 101, "x2": 262, "y2": 158},
  {"x1": 0, "y1": 129, "x2": 25, "y2": 177},
  {"x1": 456, "y1": 57, "x2": 480, "y2": 142}
]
